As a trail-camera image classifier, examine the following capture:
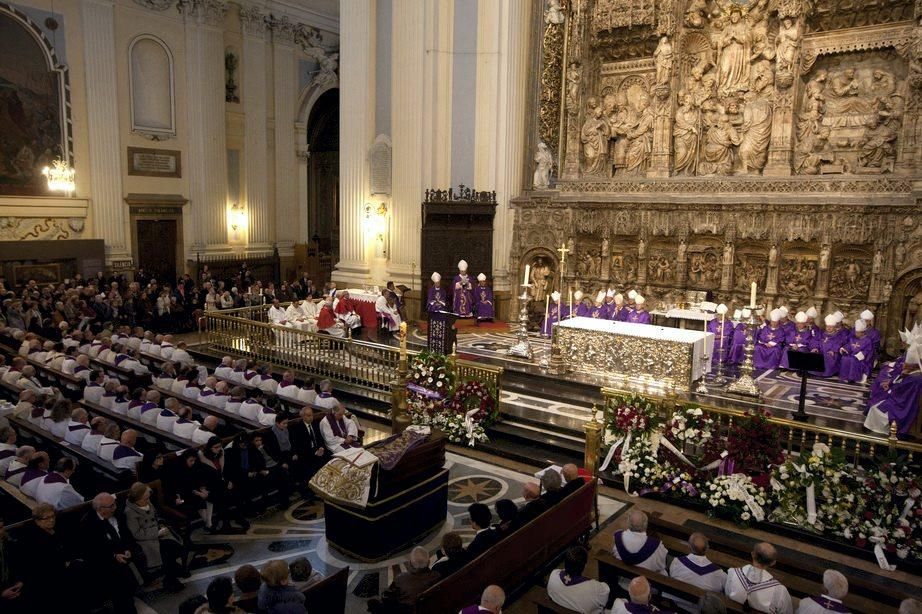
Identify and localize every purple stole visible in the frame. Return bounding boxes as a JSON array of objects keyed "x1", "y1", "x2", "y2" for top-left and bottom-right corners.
[
  {"x1": 69, "y1": 423, "x2": 90, "y2": 433},
  {"x1": 140, "y1": 401, "x2": 159, "y2": 415},
  {"x1": 624, "y1": 604, "x2": 659, "y2": 613},
  {"x1": 0, "y1": 448, "x2": 15, "y2": 461},
  {"x1": 128, "y1": 400, "x2": 144, "y2": 411},
  {"x1": 74, "y1": 365, "x2": 89, "y2": 374},
  {"x1": 21, "y1": 467, "x2": 46, "y2": 485},
  {"x1": 589, "y1": 305, "x2": 607, "y2": 319},
  {"x1": 114, "y1": 354, "x2": 131, "y2": 366},
  {"x1": 558, "y1": 570, "x2": 590, "y2": 587},
  {"x1": 6, "y1": 464, "x2": 27, "y2": 479},
  {"x1": 260, "y1": 374, "x2": 273, "y2": 382},
  {"x1": 627, "y1": 310, "x2": 651, "y2": 324},
  {"x1": 199, "y1": 389, "x2": 215, "y2": 398},
  {"x1": 279, "y1": 381, "x2": 296, "y2": 389},
  {"x1": 459, "y1": 607, "x2": 487, "y2": 614},
  {"x1": 613, "y1": 531, "x2": 661, "y2": 566},
  {"x1": 160, "y1": 409, "x2": 176, "y2": 418},
  {"x1": 244, "y1": 371, "x2": 258, "y2": 382},
  {"x1": 43, "y1": 471, "x2": 68, "y2": 485},
  {"x1": 113, "y1": 445, "x2": 142, "y2": 461},
  {"x1": 733, "y1": 567, "x2": 781, "y2": 594},
  {"x1": 676, "y1": 555, "x2": 720, "y2": 576},
  {"x1": 326, "y1": 414, "x2": 356, "y2": 448},
  {"x1": 809, "y1": 596, "x2": 850, "y2": 612}
]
